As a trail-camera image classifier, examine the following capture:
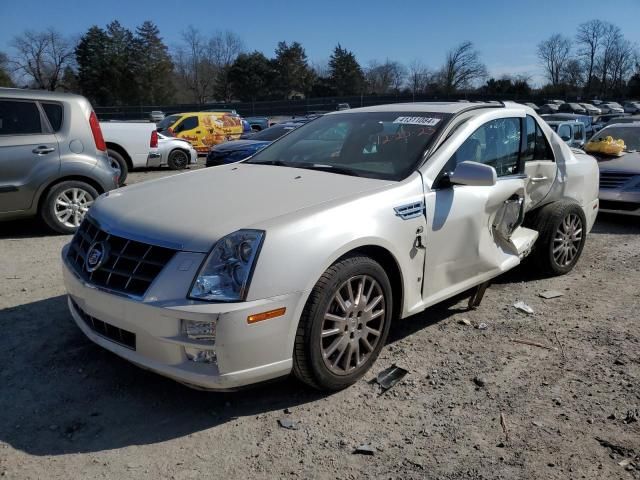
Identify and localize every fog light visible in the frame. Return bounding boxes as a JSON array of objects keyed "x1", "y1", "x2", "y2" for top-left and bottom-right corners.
[
  {"x1": 185, "y1": 347, "x2": 217, "y2": 364},
  {"x1": 182, "y1": 320, "x2": 216, "y2": 342}
]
